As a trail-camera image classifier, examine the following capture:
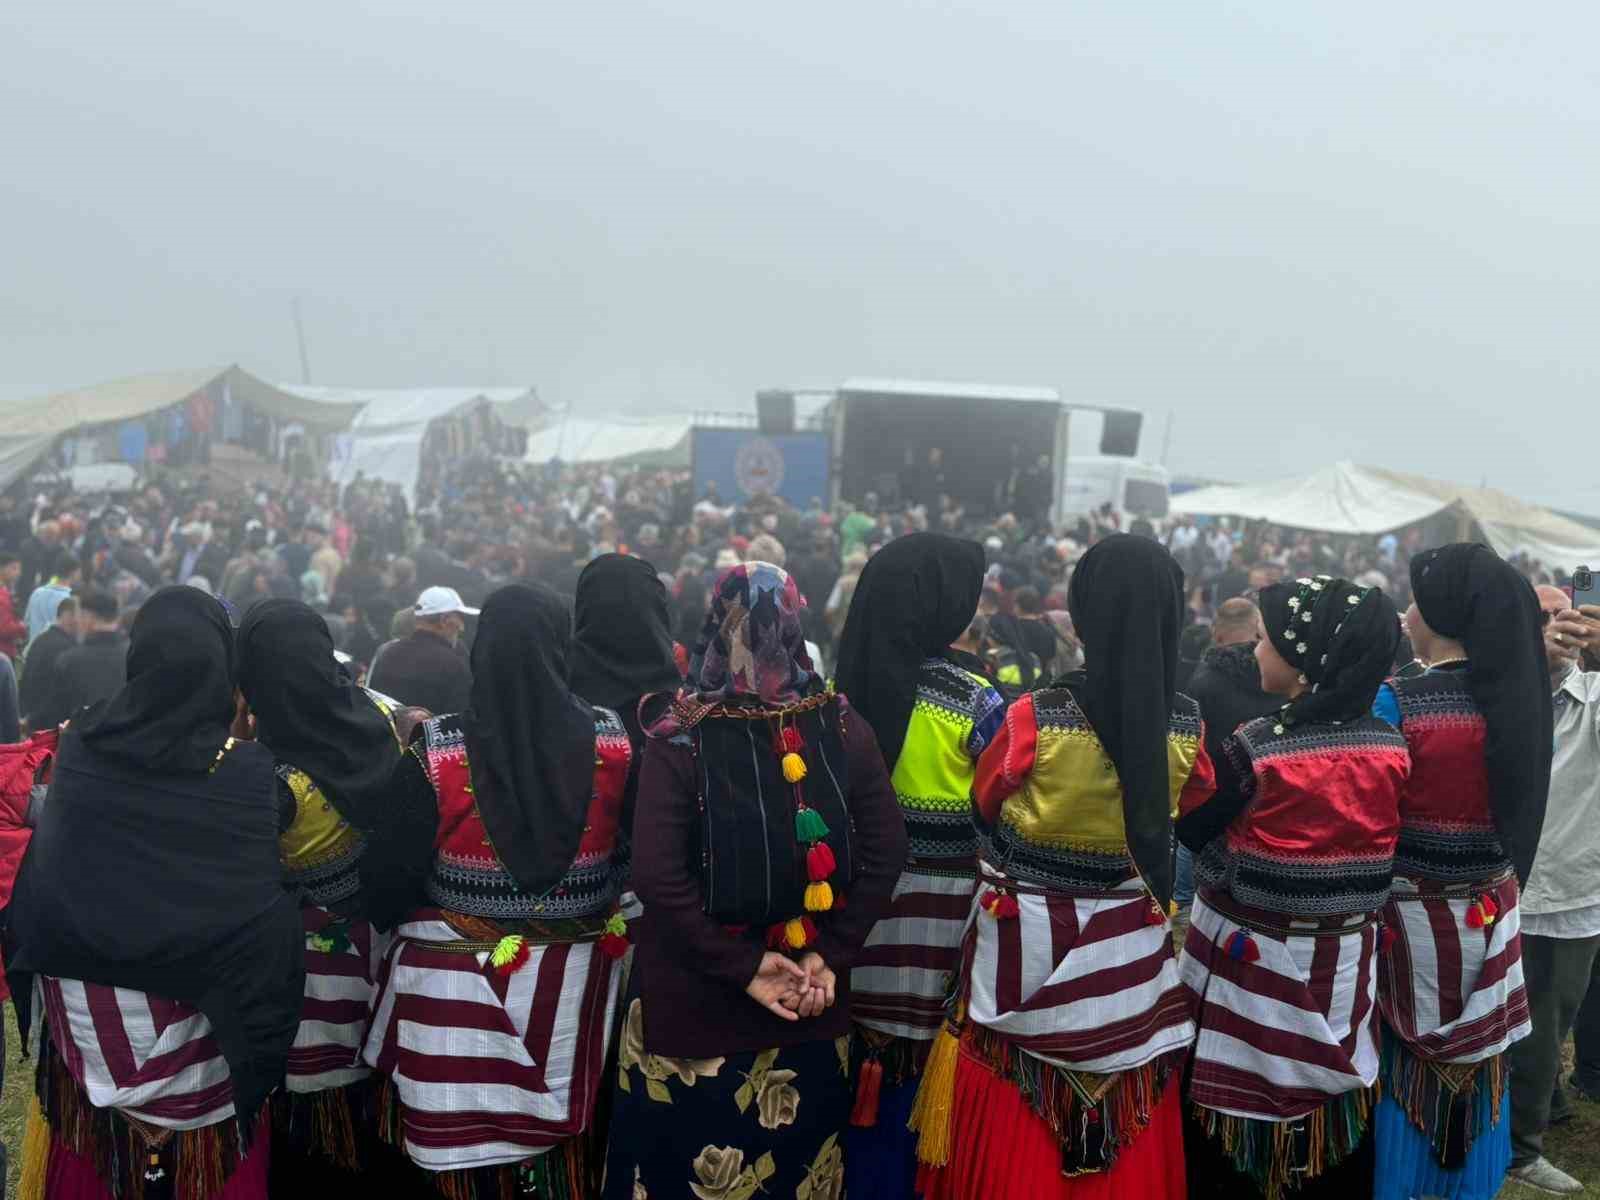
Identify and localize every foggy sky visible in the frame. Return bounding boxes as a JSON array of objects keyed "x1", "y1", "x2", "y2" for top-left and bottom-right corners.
[{"x1": 5, "y1": 2, "x2": 1599, "y2": 511}]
